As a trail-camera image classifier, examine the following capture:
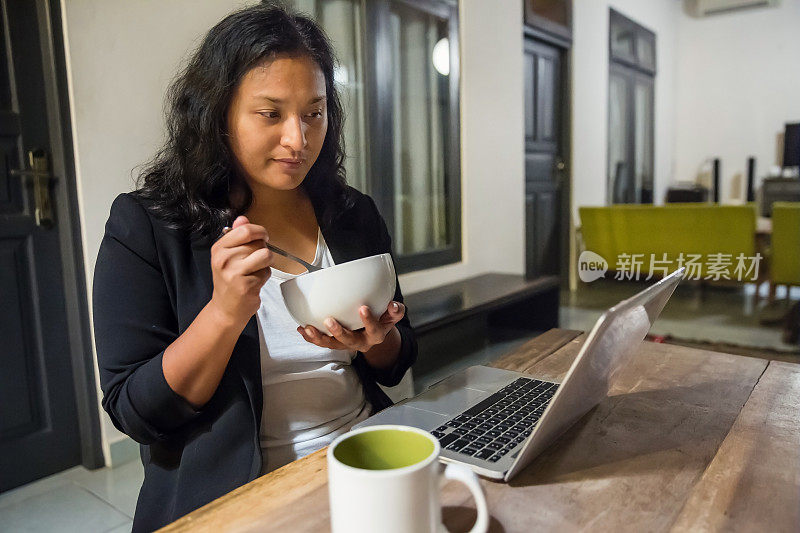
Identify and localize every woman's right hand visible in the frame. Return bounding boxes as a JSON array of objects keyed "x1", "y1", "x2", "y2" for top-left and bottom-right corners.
[{"x1": 208, "y1": 215, "x2": 272, "y2": 328}]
